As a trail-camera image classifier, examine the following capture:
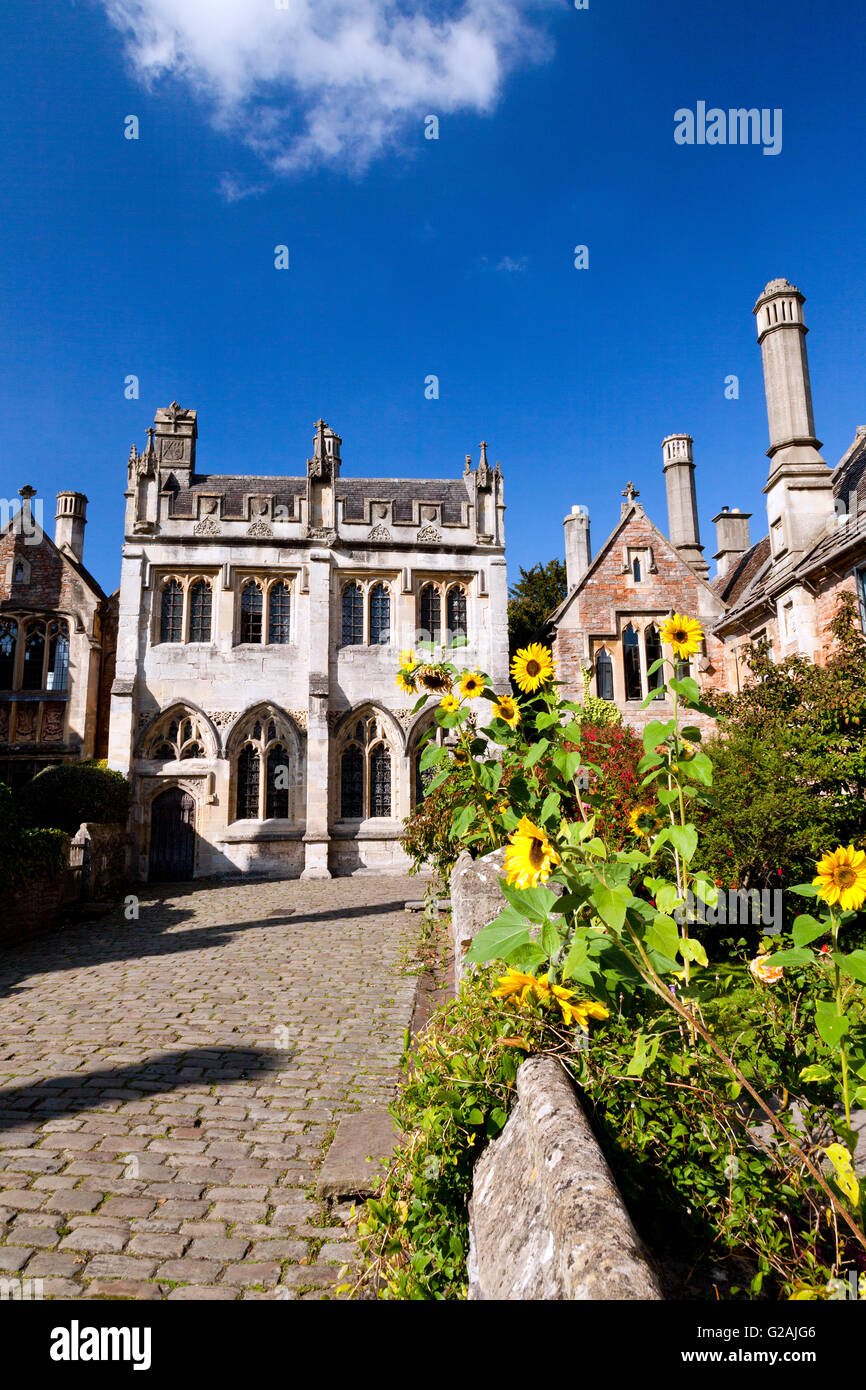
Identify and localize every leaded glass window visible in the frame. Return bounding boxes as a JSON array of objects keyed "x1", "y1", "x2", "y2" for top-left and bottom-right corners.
[
  {"x1": 21, "y1": 622, "x2": 45, "y2": 689},
  {"x1": 268, "y1": 582, "x2": 291, "y2": 644},
  {"x1": 236, "y1": 744, "x2": 260, "y2": 820},
  {"x1": 46, "y1": 621, "x2": 69, "y2": 692},
  {"x1": 341, "y1": 745, "x2": 364, "y2": 818},
  {"x1": 645, "y1": 625, "x2": 664, "y2": 700},
  {"x1": 447, "y1": 586, "x2": 467, "y2": 640},
  {"x1": 370, "y1": 744, "x2": 391, "y2": 817},
  {"x1": 0, "y1": 619, "x2": 17, "y2": 689},
  {"x1": 240, "y1": 582, "x2": 263, "y2": 644},
  {"x1": 189, "y1": 580, "x2": 212, "y2": 642},
  {"x1": 623, "y1": 625, "x2": 642, "y2": 701},
  {"x1": 342, "y1": 583, "x2": 363, "y2": 646},
  {"x1": 595, "y1": 648, "x2": 613, "y2": 702},
  {"x1": 266, "y1": 745, "x2": 289, "y2": 818},
  {"x1": 420, "y1": 584, "x2": 441, "y2": 643},
  {"x1": 160, "y1": 580, "x2": 183, "y2": 643},
  {"x1": 369, "y1": 583, "x2": 390, "y2": 646}
]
